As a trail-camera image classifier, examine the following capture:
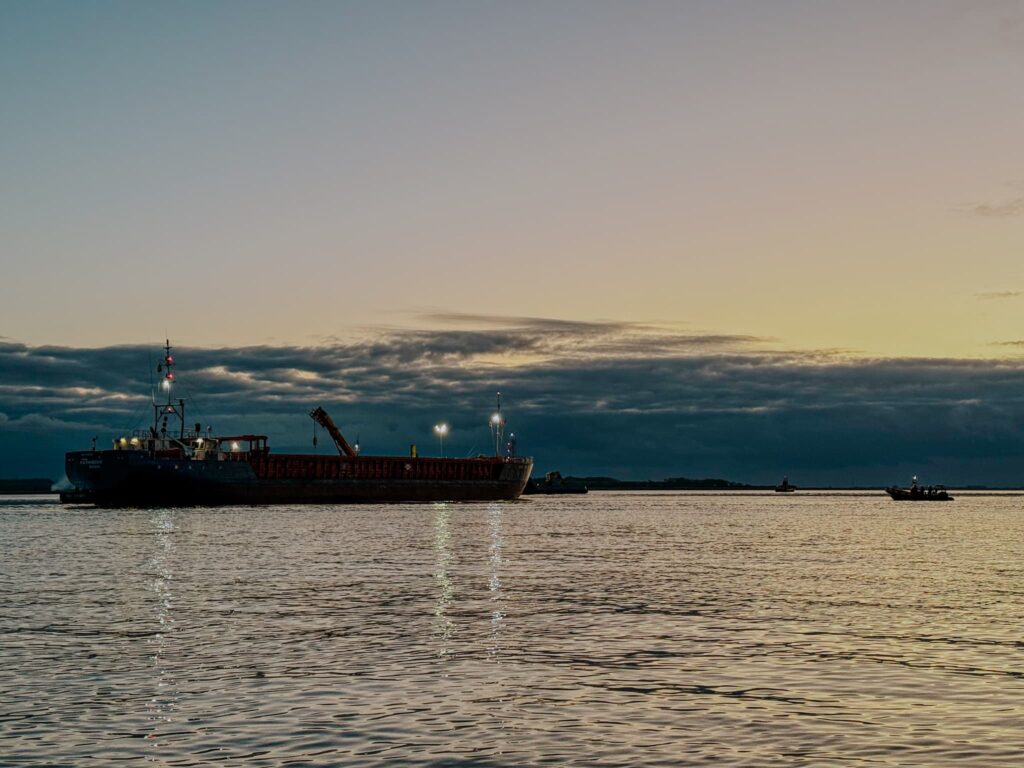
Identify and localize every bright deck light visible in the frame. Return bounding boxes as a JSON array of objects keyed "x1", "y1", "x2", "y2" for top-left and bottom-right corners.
[{"x1": 434, "y1": 423, "x2": 448, "y2": 457}]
